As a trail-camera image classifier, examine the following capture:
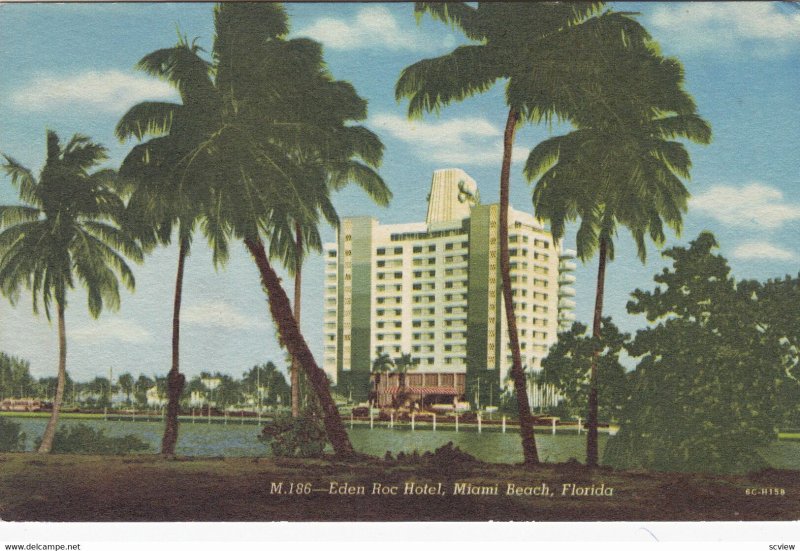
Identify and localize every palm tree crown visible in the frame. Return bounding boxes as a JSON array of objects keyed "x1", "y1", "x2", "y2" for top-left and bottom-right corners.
[{"x1": 0, "y1": 131, "x2": 142, "y2": 316}]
